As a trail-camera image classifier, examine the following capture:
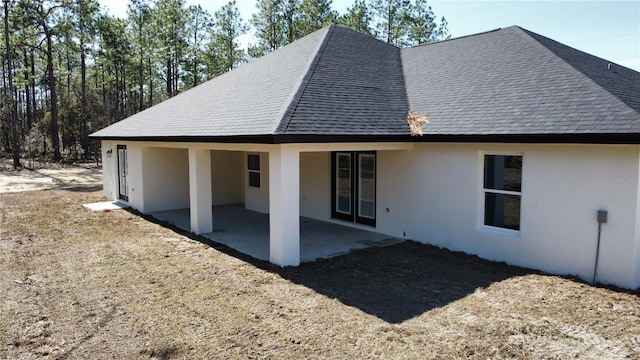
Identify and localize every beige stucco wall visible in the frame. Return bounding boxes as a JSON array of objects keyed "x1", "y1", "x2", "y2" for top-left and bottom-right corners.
[
  {"x1": 245, "y1": 152, "x2": 270, "y2": 213},
  {"x1": 377, "y1": 143, "x2": 640, "y2": 288},
  {"x1": 126, "y1": 143, "x2": 144, "y2": 211},
  {"x1": 99, "y1": 140, "x2": 640, "y2": 288},
  {"x1": 300, "y1": 152, "x2": 331, "y2": 220},
  {"x1": 141, "y1": 147, "x2": 190, "y2": 213},
  {"x1": 101, "y1": 141, "x2": 118, "y2": 200},
  {"x1": 211, "y1": 150, "x2": 243, "y2": 206}
]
